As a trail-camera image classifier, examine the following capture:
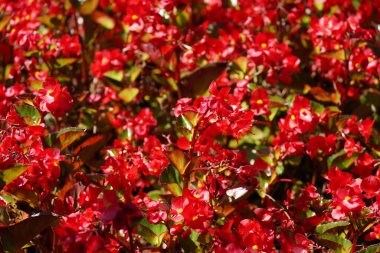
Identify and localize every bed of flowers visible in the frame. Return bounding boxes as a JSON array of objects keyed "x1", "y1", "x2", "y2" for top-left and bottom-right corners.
[{"x1": 0, "y1": 0, "x2": 380, "y2": 252}]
